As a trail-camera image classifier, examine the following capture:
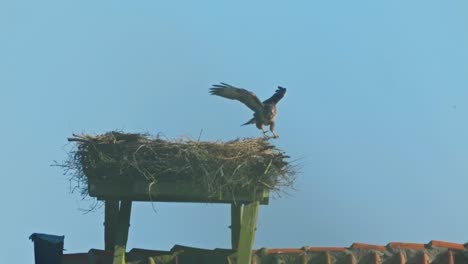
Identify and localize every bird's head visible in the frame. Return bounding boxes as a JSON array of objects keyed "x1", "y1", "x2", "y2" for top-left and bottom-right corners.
[{"x1": 277, "y1": 86, "x2": 286, "y2": 95}]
